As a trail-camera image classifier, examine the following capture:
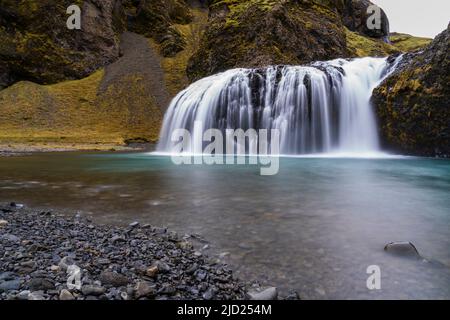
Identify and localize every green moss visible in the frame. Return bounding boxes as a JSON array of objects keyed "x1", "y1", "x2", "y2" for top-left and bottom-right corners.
[
  {"x1": 389, "y1": 33, "x2": 432, "y2": 52},
  {"x1": 345, "y1": 28, "x2": 399, "y2": 57}
]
